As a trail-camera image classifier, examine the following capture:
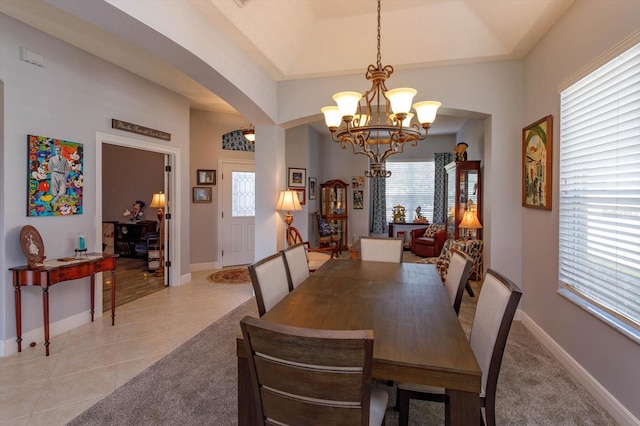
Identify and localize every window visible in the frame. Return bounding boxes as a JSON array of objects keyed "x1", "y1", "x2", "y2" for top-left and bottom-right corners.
[
  {"x1": 231, "y1": 171, "x2": 255, "y2": 216},
  {"x1": 385, "y1": 159, "x2": 435, "y2": 223},
  {"x1": 559, "y1": 41, "x2": 640, "y2": 341}
]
